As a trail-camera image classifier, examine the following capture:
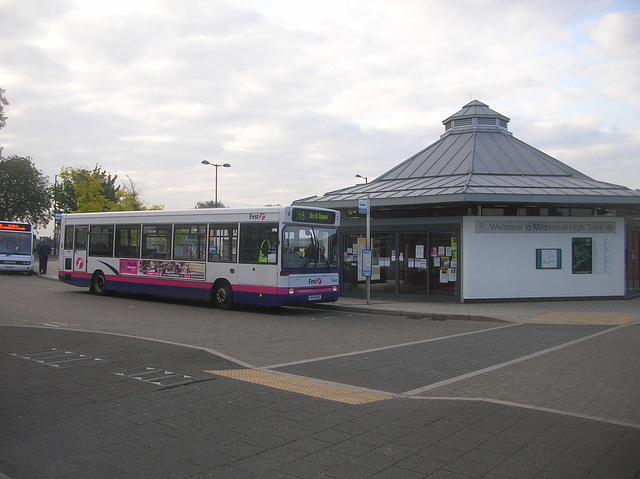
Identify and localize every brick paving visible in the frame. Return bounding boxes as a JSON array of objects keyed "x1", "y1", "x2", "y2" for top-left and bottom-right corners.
[
  {"x1": 424, "y1": 325, "x2": 640, "y2": 428},
  {"x1": 1, "y1": 321, "x2": 639, "y2": 478},
  {"x1": 0, "y1": 270, "x2": 638, "y2": 478},
  {"x1": 271, "y1": 324, "x2": 614, "y2": 394}
]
